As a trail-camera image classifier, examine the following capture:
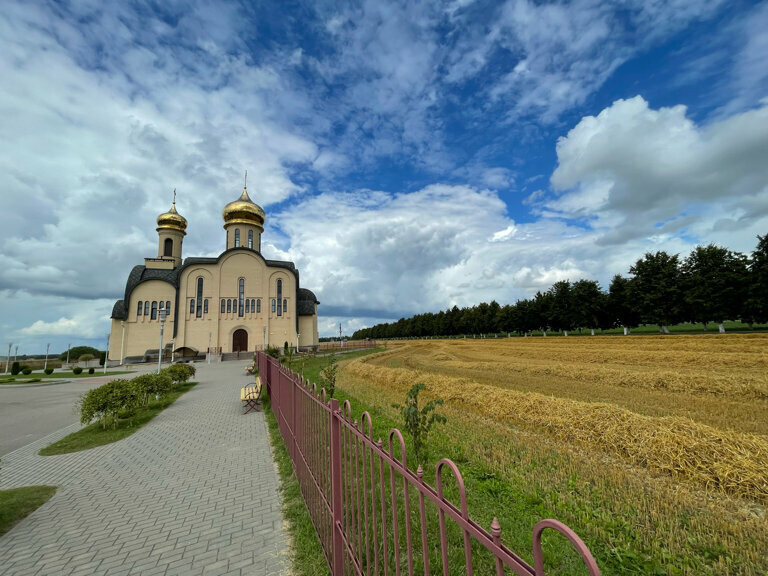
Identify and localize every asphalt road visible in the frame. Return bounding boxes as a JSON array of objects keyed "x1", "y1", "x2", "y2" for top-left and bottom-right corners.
[{"x1": 0, "y1": 368, "x2": 154, "y2": 456}]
